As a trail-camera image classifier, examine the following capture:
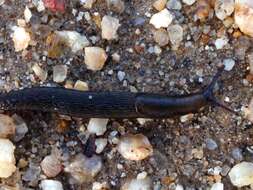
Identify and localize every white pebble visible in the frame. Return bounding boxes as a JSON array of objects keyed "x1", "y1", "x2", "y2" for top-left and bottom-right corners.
[
  {"x1": 32, "y1": 63, "x2": 48, "y2": 82},
  {"x1": 95, "y1": 138, "x2": 108, "y2": 154},
  {"x1": 121, "y1": 177, "x2": 152, "y2": 190},
  {"x1": 64, "y1": 154, "x2": 102, "y2": 183},
  {"x1": 215, "y1": 37, "x2": 228, "y2": 49},
  {"x1": 74, "y1": 80, "x2": 89, "y2": 91},
  {"x1": 150, "y1": 9, "x2": 173, "y2": 29},
  {"x1": 11, "y1": 26, "x2": 31, "y2": 52},
  {"x1": 168, "y1": 24, "x2": 183, "y2": 48},
  {"x1": 92, "y1": 182, "x2": 109, "y2": 190},
  {"x1": 87, "y1": 118, "x2": 108, "y2": 136},
  {"x1": 175, "y1": 184, "x2": 184, "y2": 190},
  {"x1": 117, "y1": 71, "x2": 125, "y2": 81},
  {"x1": 229, "y1": 162, "x2": 253, "y2": 187},
  {"x1": 80, "y1": 0, "x2": 96, "y2": 9},
  {"x1": 0, "y1": 139, "x2": 16, "y2": 178},
  {"x1": 40, "y1": 180, "x2": 63, "y2": 190},
  {"x1": 211, "y1": 182, "x2": 224, "y2": 190},
  {"x1": 117, "y1": 134, "x2": 153, "y2": 161},
  {"x1": 101, "y1": 15, "x2": 120, "y2": 40},
  {"x1": 12, "y1": 114, "x2": 28, "y2": 142},
  {"x1": 182, "y1": 0, "x2": 196, "y2": 5},
  {"x1": 85, "y1": 47, "x2": 107, "y2": 71},
  {"x1": 53, "y1": 65, "x2": 68, "y2": 83},
  {"x1": 56, "y1": 31, "x2": 90, "y2": 53},
  {"x1": 223, "y1": 58, "x2": 235, "y2": 71},
  {"x1": 24, "y1": 6, "x2": 32, "y2": 23},
  {"x1": 215, "y1": 0, "x2": 234, "y2": 20}
]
